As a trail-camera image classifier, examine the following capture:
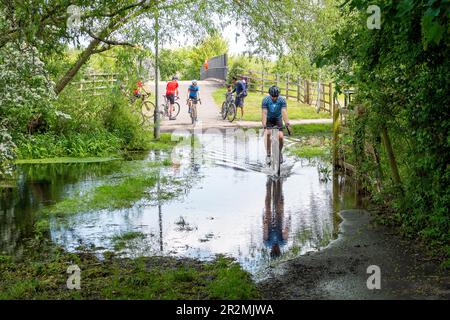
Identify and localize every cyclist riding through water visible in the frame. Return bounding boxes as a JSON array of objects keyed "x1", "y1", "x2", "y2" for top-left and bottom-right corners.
[
  {"x1": 166, "y1": 76, "x2": 179, "y2": 120},
  {"x1": 262, "y1": 85, "x2": 290, "y2": 165},
  {"x1": 187, "y1": 80, "x2": 200, "y2": 113}
]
